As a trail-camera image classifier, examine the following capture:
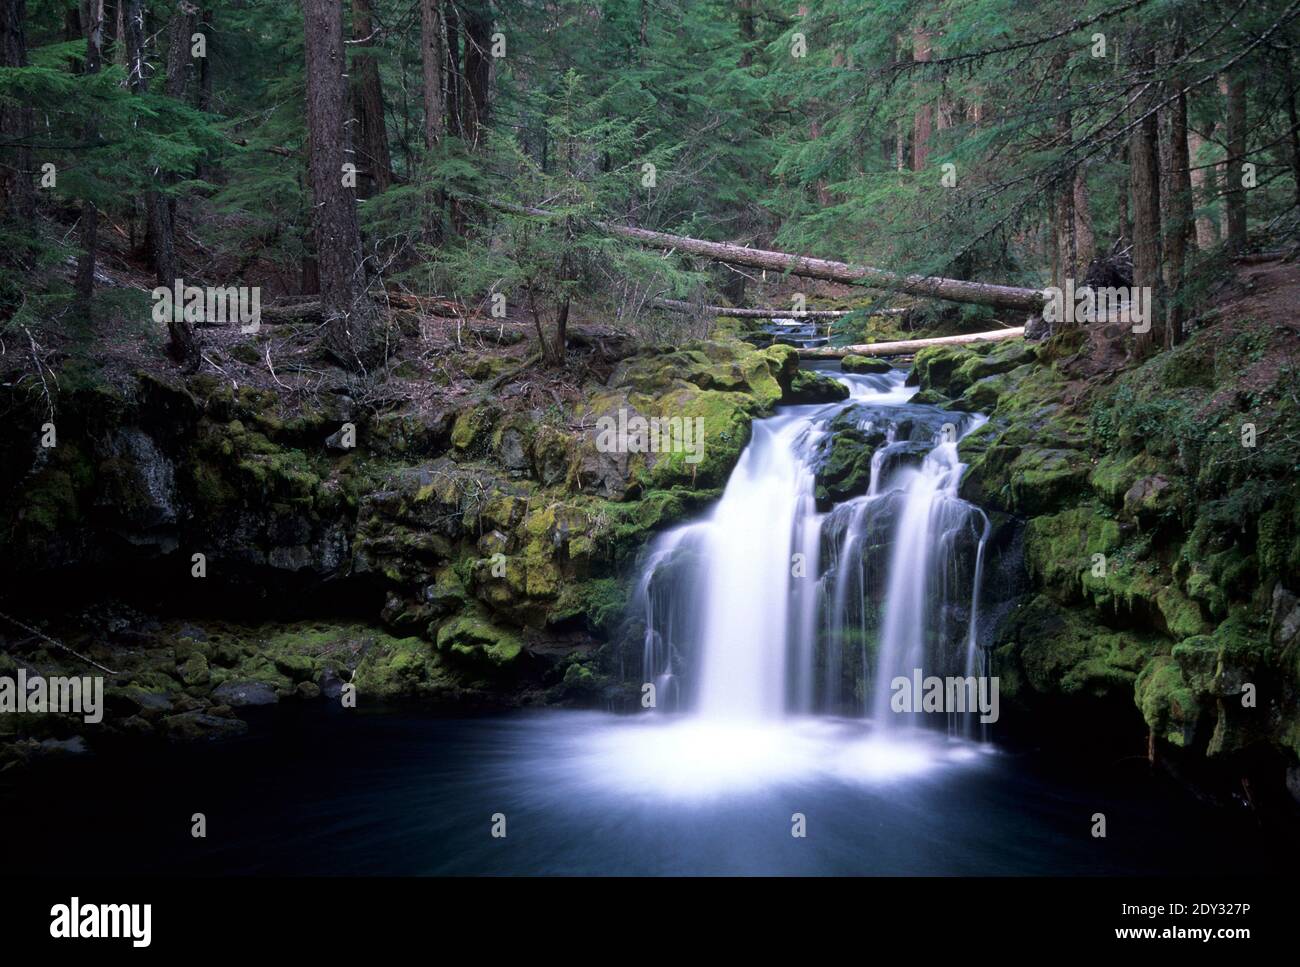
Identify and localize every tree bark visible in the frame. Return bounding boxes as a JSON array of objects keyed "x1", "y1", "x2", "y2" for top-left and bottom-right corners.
[
  {"x1": 198, "y1": 9, "x2": 213, "y2": 110},
  {"x1": 1129, "y1": 44, "x2": 1164, "y2": 356},
  {"x1": 485, "y1": 199, "x2": 1046, "y2": 311},
  {"x1": 600, "y1": 222, "x2": 1044, "y2": 311},
  {"x1": 165, "y1": 1, "x2": 196, "y2": 100},
  {"x1": 420, "y1": 0, "x2": 447, "y2": 240},
  {"x1": 738, "y1": 0, "x2": 755, "y2": 68},
  {"x1": 350, "y1": 0, "x2": 392, "y2": 196},
  {"x1": 1164, "y1": 35, "x2": 1192, "y2": 348},
  {"x1": 421, "y1": 0, "x2": 446, "y2": 150},
  {"x1": 0, "y1": 0, "x2": 35, "y2": 224},
  {"x1": 304, "y1": 0, "x2": 386, "y2": 369},
  {"x1": 444, "y1": 0, "x2": 462, "y2": 137},
  {"x1": 1073, "y1": 173, "x2": 1095, "y2": 269},
  {"x1": 74, "y1": 0, "x2": 105, "y2": 310},
  {"x1": 798, "y1": 327, "x2": 1025, "y2": 359},
  {"x1": 125, "y1": 0, "x2": 189, "y2": 367},
  {"x1": 654, "y1": 299, "x2": 865, "y2": 319},
  {"x1": 911, "y1": 29, "x2": 933, "y2": 171},
  {"x1": 1283, "y1": 51, "x2": 1300, "y2": 210},
  {"x1": 1224, "y1": 73, "x2": 1247, "y2": 253},
  {"x1": 1050, "y1": 51, "x2": 1074, "y2": 299},
  {"x1": 461, "y1": 2, "x2": 491, "y2": 147},
  {"x1": 1187, "y1": 130, "x2": 1216, "y2": 248},
  {"x1": 112, "y1": 0, "x2": 126, "y2": 66}
]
